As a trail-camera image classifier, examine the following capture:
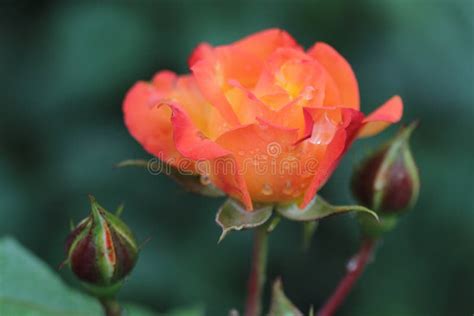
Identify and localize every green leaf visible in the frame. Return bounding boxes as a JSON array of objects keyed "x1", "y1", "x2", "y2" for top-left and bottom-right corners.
[
  {"x1": 215, "y1": 199, "x2": 273, "y2": 242},
  {"x1": 268, "y1": 278, "x2": 303, "y2": 316},
  {"x1": 276, "y1": 195, "x2": 378, "y2": 222},
  {"x1": 162, "y1": 305, "x2": 205, "y2": 316},
  {"x1": 124, "y1": 304, "x2": 159, "y2": 316},
  {"x1": 0, "y1": 236, "x2": 157, "y2": 316}
]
